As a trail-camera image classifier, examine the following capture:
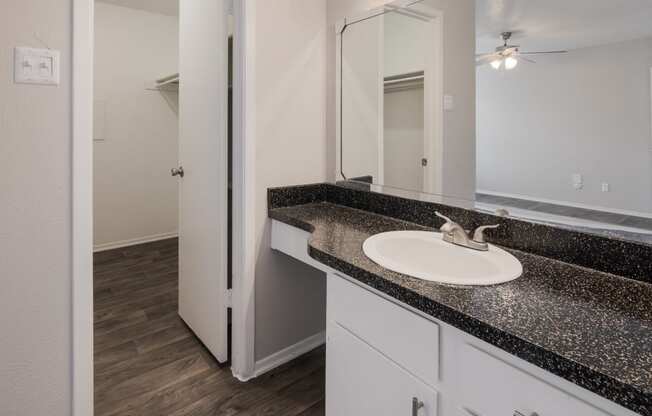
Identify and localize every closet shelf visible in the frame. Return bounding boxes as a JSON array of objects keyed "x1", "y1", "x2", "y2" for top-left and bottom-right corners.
[
  {"x1": 146, "y1": 73, "x2": 179, "y2": 91},
  {"x1": 384, "y1": 70, "x2": 424, "y2": 93},
  {"x1": 146, "y1": 73, "x2": 233, "y2": 91}
]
